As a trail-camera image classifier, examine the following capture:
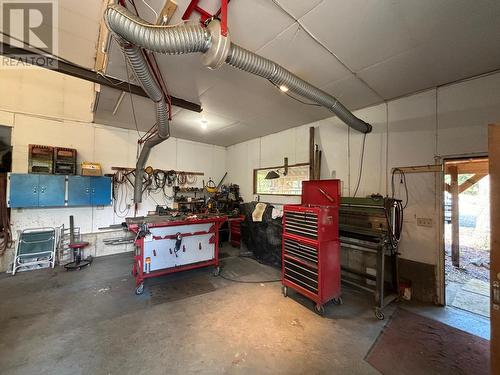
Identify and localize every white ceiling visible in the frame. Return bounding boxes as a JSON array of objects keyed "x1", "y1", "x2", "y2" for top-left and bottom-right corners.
[{"x1": 84, "y1": 0, "x2": 500, "y2": 146}]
